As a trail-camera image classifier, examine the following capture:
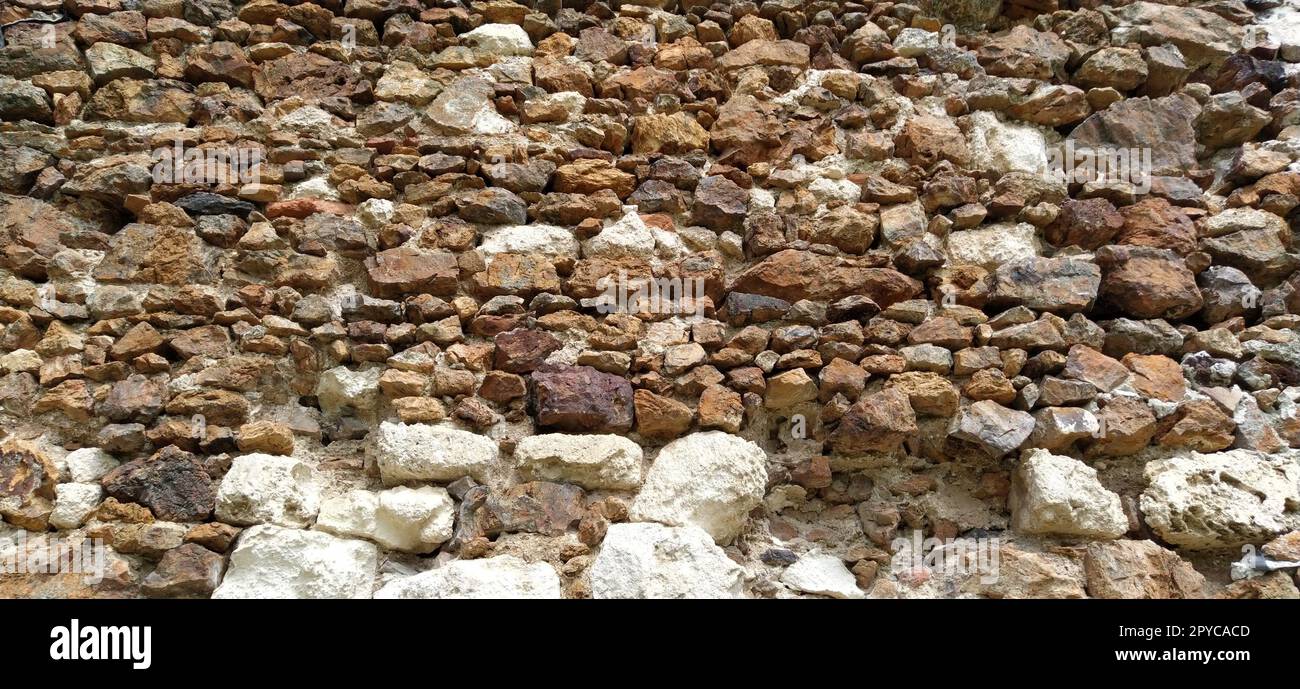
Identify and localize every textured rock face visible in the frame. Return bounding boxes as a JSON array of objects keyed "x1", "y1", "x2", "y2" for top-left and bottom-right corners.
[
  {"x1": 215, "y1": 454, "x2": 322, "y2": 529},
  {"x1": 630, "y1": 432, "x2": 767, "y2": 543},
  {"x1": 316, "y1": 486, "x2": 454, "y2": 554},
  {"x1": 370, "y1": 423, "x2": 497, "y2": 484},
  {"x1": 513, "y1": 434, "x2": 642, "y2": 491},
  {"x1": 1140, "y1": 450, "x2": 1300, "y2": 549},
  {"x1": 1011, "y1": 449, "x2": 1128, "y2": 539},
  {"x1": 2, "y1": 0, "x2": 1299, "y2": 602},
  {"x1": 375, "y1": 556, "x2": 561, "y2": 599},
  {"x1": 590, "y1": 523, "x2": 745, "y2": 599},
  {"x1": 213, "y1": 526, "x2": 378, "y2": 599}
]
